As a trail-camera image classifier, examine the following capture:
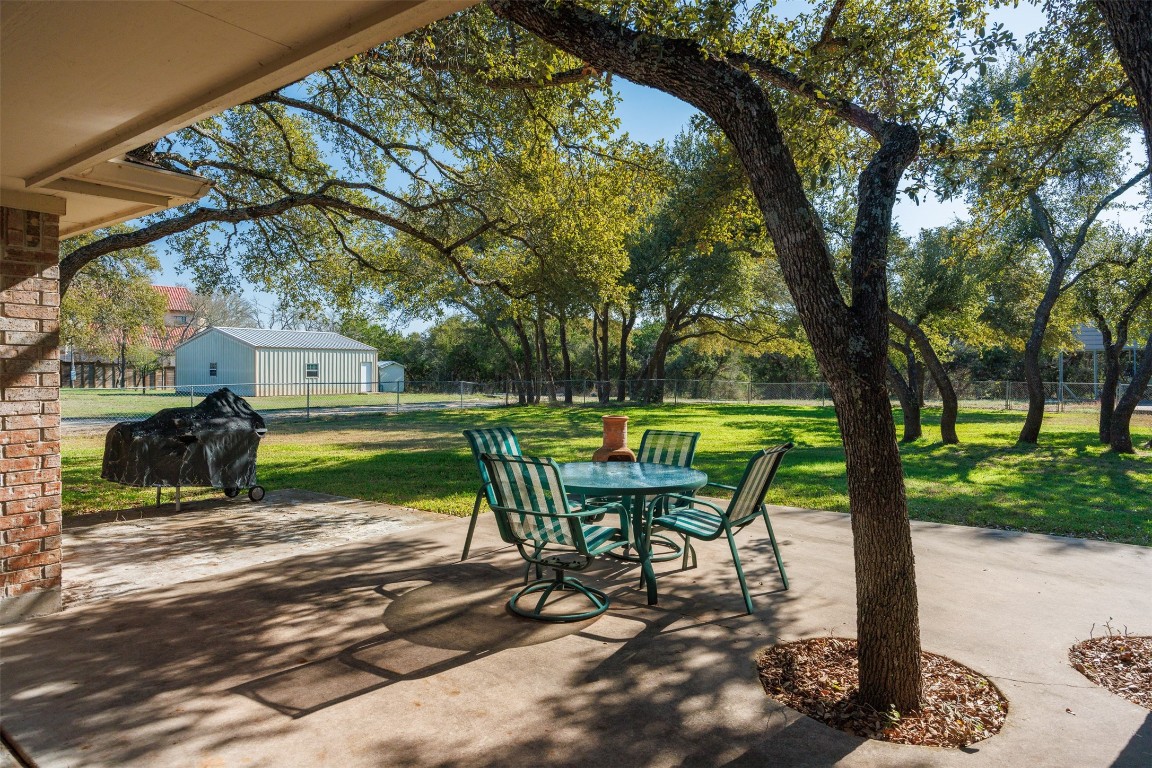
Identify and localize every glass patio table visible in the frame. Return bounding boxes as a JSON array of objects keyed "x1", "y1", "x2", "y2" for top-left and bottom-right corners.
[{"x1": 559, "y1": 461, "x2": 707, "y2": 606}]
